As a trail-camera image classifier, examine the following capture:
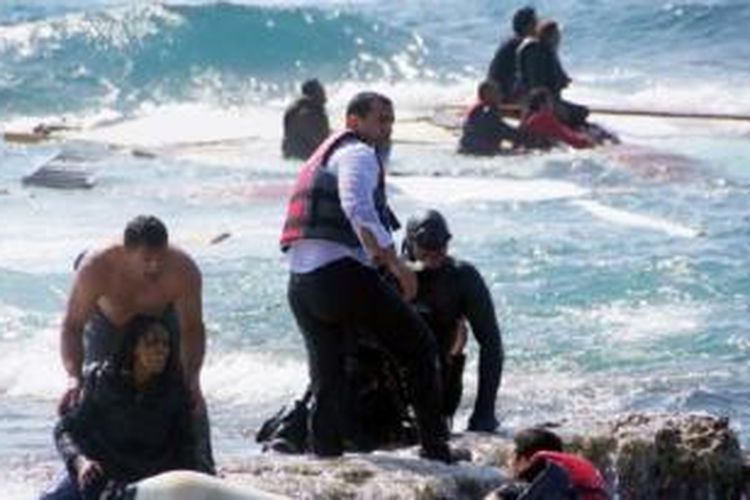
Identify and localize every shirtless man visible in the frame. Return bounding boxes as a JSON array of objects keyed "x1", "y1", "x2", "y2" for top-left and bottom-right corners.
[{"x1": 58, "y1": 214, "x2": 214, "y2": 473}]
